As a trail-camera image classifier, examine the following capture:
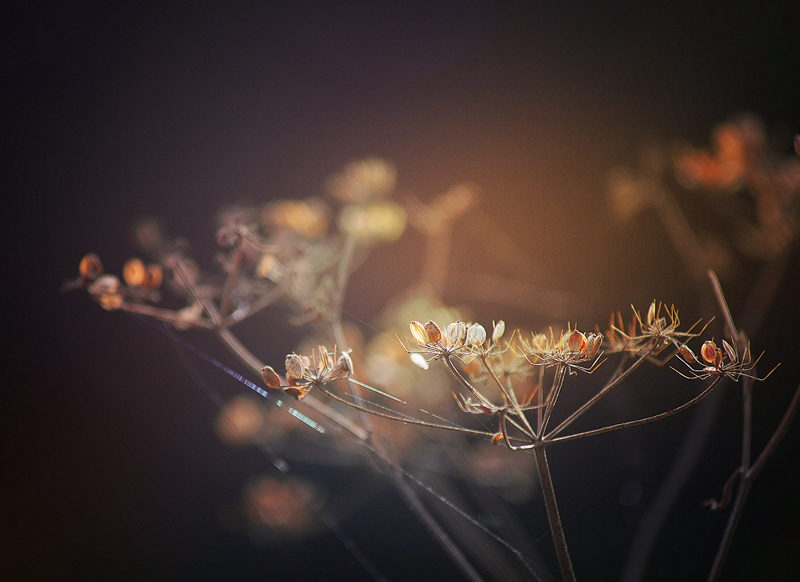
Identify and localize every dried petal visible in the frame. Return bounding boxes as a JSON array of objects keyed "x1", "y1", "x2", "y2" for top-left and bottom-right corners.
[
  {"x1": 261, "y1": 366, "x2": 282, "y2": 389},
  {"x1": 424, "y1": 321, "x2": 442, "y2": 344},
  {"x1": 466, "y1": 323, "x2": 486, "y2": 346},
  {"x1": 567, "y1": 330, "x2": 587, "y2": 353},
  {"x1": 492, "y1": 320, "x2": 506, "y2": 344},
  {"x1": 123, "y1": 258, "x2": 146, "y2": 287},
  {"x1": 285, "y1": 354, "x2": 305, "y2": 381},
  {"x1": 79, "y1": 253, "x2": 103, "y2": 283},
  {"x1": 700, "y1": 340, "x2": 717, "y2": 364},
  {"x1": 679, "y1": 345, "x2": 698, "y2": 365},
  {"x1": 410, "y1": 353, "x2": 429, "y2": 370},
  {"x1": 410, "y1": 321, "x2": 428, "y2": 346}
]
